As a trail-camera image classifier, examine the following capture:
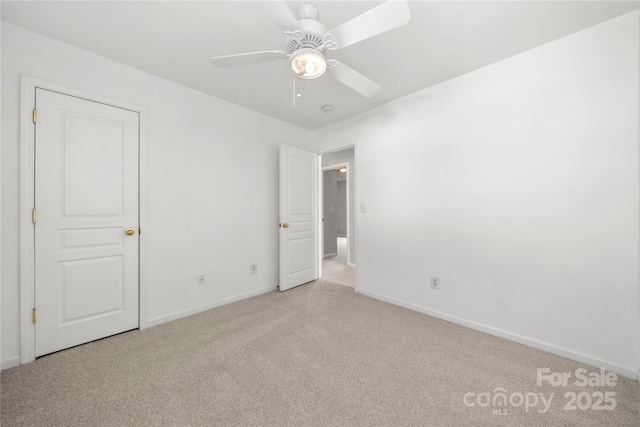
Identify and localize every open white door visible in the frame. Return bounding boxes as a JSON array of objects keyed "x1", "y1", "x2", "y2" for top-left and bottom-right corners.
[{"x1": 279, "y1": 144, "x2": 318, "y2": 291}]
